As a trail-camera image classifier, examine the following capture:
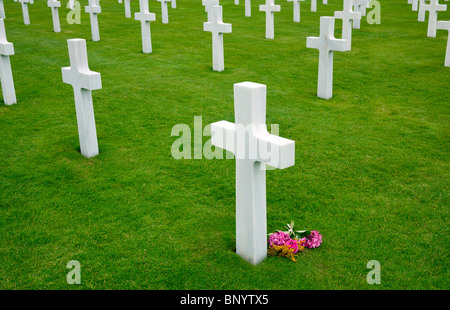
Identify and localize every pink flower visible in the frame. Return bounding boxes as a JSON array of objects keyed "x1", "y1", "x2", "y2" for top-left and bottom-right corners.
[
  {"x1": 285, "y1": 239, "x2": 299, "y2": 253},
  {"x1": 268, "y1": 231, "x2": 290, "y2": 247},
  {"x1": 301, "y1": 230, "x2": 322, "y2": 249}
]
